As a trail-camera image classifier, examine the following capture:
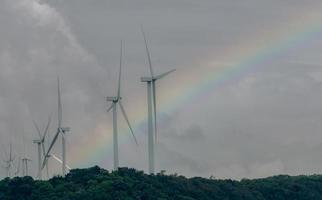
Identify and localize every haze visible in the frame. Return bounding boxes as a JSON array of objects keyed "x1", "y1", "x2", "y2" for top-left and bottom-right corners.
[{"x1": 1, "y1": 0, "x2": 322, "y2": 179}]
